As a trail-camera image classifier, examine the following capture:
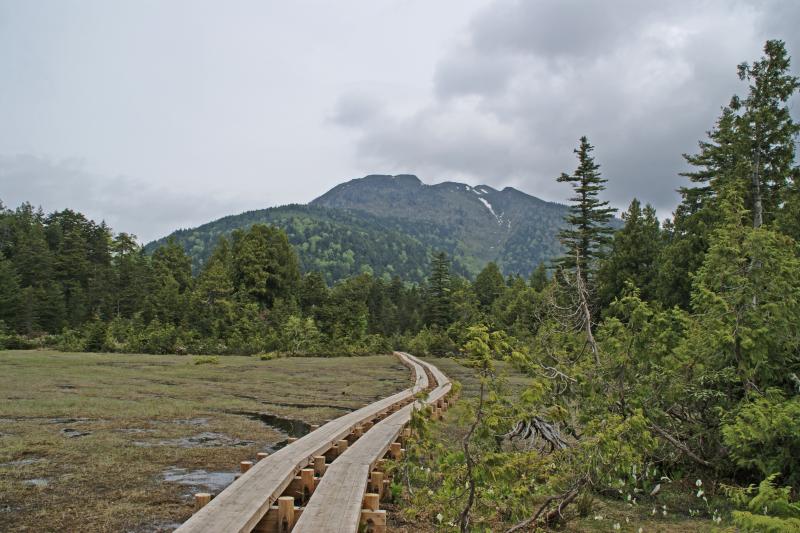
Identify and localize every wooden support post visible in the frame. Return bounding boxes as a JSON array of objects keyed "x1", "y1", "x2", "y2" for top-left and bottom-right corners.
[
  {"x1": 370, "y1": 470, "x2": 384, "y2": 496},
  {"x1": 376, "y1": 459, "x2": 386, "y2": 471},
  {"x1": 389, "y1": 442, "x2": 402, "y2": 460},
  {"x1": 363, "y1": 420, "x2": 374, "y2": 431},
  {"x1": 363, "y1": 492, "x2": 380, "y2": 511},
  {"x1": 310, "y1": 424, "x2": 320, "y2": 431},
  {"x1": 352, "y1": 425, "x2": 363, "y2": 438},
  {"x1": 240, "y1": 461, "x2": 253, "y2": 473},
  {"x1": 287, "y1": 437, "x2": 298, "y2": 444},
  {"x1": 337, "y1": 439, "x2": 349, "y2": 455},
  {"x1": 360, "y1": 510, "x2": 387, "y2": 533},
  {"x1": 277, "y1": 496, "x2": 295, "y2": 533},
  {"x1": 300, "y1": 468, "x2": 315, "y2": 501},
  {"x1": 313, "y1": 455, "x2": 326, "y2": 477},
  {"x1": 402, "y1": 428, "x2": 411, "y2": 440},
  {"x1": 257, "y1": 452, "x2": 269, "y2": 461},
  {"x1": 194, "y1": 492, "x2": 211, "y2": 512}
]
